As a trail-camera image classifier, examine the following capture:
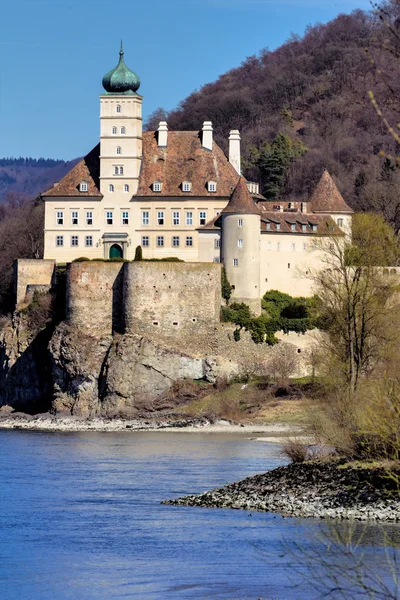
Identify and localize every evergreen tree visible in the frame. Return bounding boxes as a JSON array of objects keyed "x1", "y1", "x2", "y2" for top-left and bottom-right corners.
[{"x1": 134, "y1": 245, "x2": 143, "y2": 261}]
